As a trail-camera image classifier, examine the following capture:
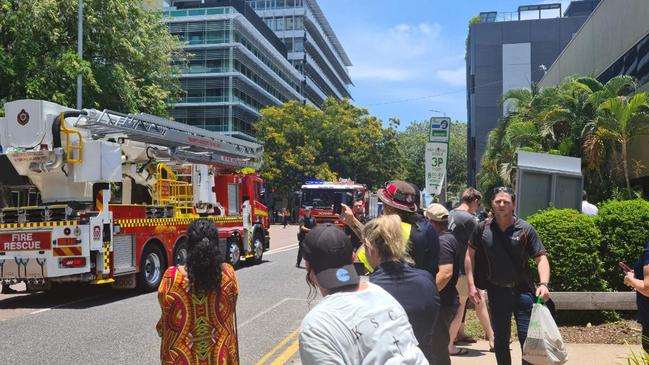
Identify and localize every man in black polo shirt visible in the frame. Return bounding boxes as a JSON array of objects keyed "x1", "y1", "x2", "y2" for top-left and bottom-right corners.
[{"x1": 466, "y1": 187, "x2": 551, "y2": 365}]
